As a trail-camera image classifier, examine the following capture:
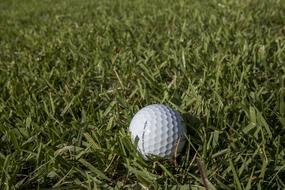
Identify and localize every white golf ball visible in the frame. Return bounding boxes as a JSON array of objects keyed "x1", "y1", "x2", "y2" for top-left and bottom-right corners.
[{"x1": 129, "y1": 104, "x2": 186, "y2": 159}]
